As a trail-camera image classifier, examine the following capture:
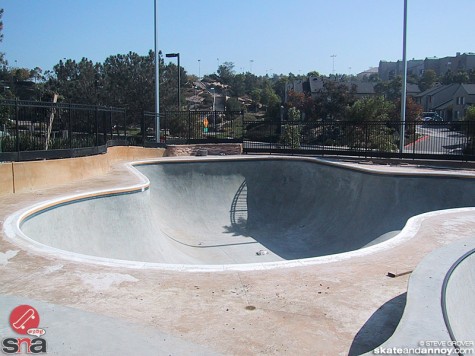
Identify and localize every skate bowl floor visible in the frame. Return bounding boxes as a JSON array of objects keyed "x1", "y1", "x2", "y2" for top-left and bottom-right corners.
[{"x1": 15, "y1": 157, "x2": 475, "y2": 268}]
